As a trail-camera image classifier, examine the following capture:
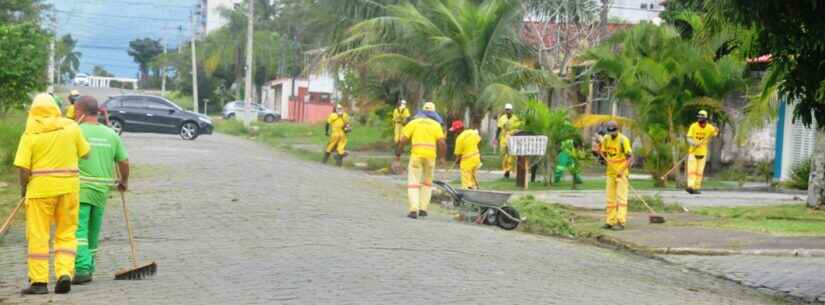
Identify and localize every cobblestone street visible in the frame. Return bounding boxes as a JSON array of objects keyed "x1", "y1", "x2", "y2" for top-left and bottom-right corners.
[{"x1": 0, "y1": 133, "x2": 790, "y2": 304}]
